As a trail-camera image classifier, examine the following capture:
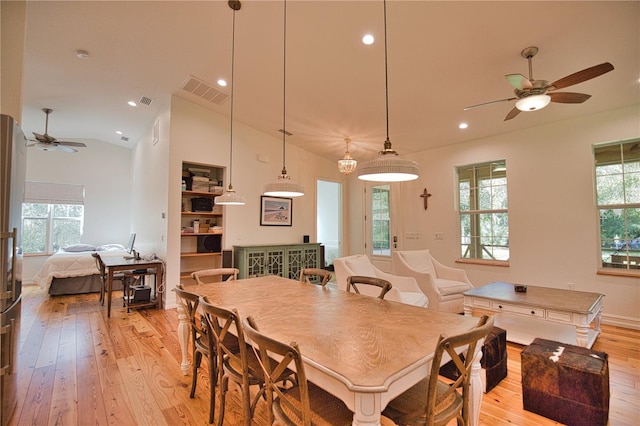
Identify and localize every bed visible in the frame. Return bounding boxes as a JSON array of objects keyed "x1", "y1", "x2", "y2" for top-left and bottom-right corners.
[{"x1": 33, "y1": 242, "x2": 132, "y2": 295}]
